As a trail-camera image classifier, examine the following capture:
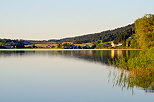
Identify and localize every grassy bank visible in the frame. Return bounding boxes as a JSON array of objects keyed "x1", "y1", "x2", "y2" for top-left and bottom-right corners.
[
  {"x1": 113, "y1": 47, "x2": 154, "y2": 70},
  {"x1": 111, "y1": 48, "x2": 154, "y2": 92}
]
